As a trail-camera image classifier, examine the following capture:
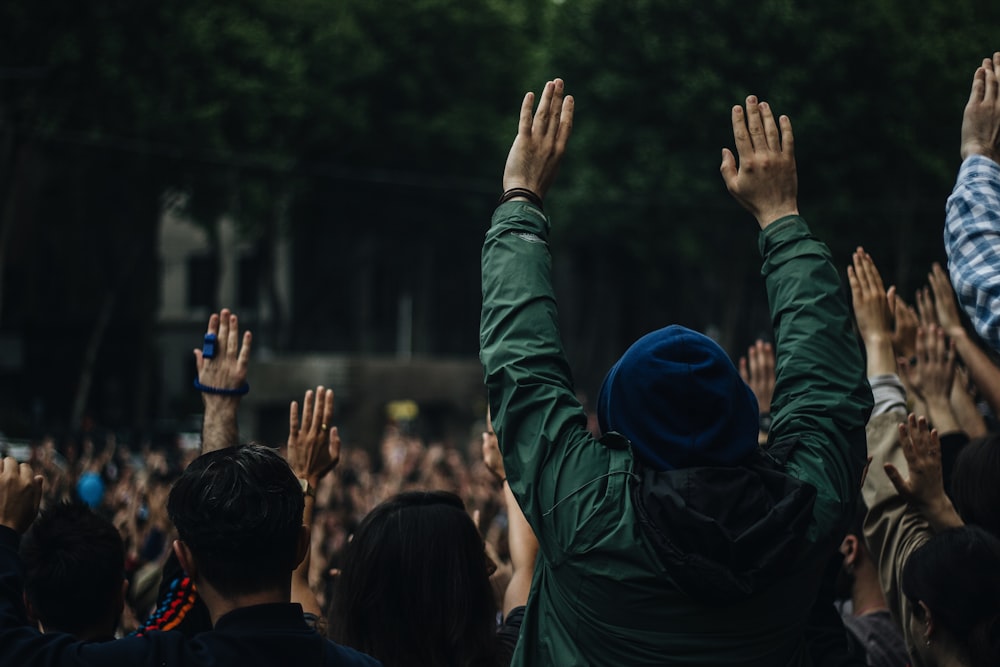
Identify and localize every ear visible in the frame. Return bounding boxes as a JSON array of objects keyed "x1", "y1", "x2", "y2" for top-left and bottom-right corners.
[
  {"x1": 839, "y1": 535, "x2": 860, "y2": 566},
  {"x1": 173, "y1": 539, "x2": 198, "y2": 580},
  {"x1": 293, "y1": 525, "x2": 310, "y2": 569},
  {"x1": 919, "y1": 601, "x2": 936, "y2": 639}
]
